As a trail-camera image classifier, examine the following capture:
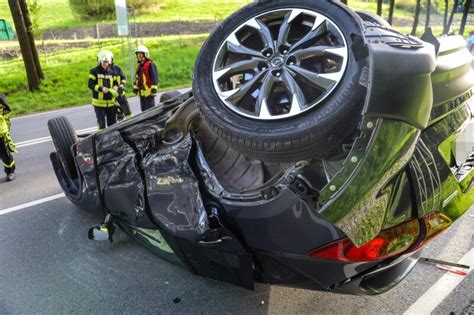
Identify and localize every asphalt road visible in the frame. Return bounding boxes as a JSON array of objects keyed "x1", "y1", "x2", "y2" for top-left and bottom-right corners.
[{"x1": 0, "y1": 93, "x2": 473, "y2": 314}]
